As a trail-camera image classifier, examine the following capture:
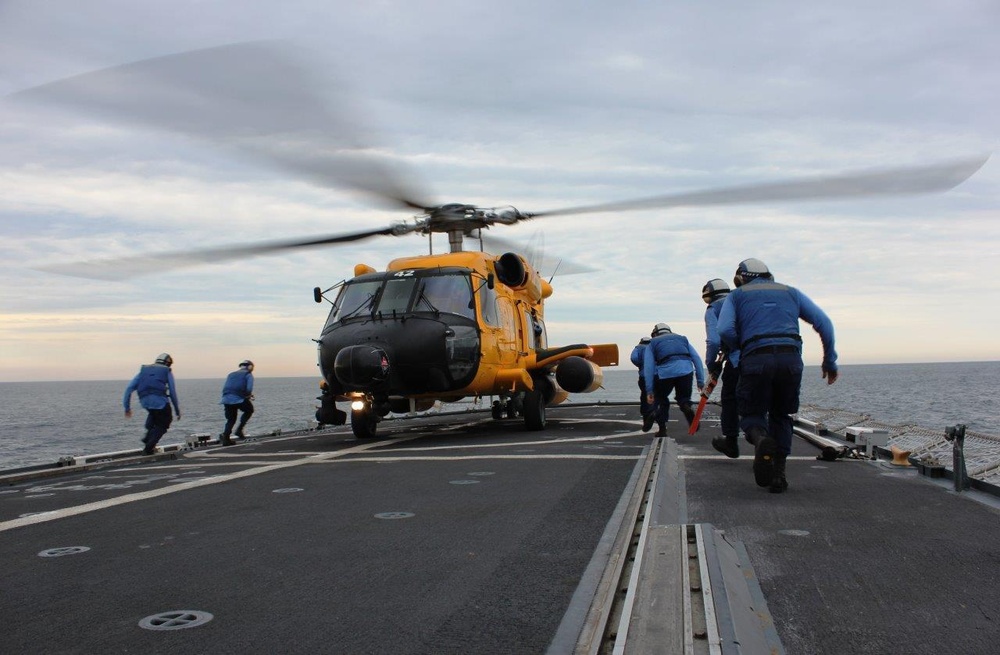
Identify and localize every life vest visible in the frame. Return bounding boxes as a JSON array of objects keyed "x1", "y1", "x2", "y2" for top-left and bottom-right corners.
[
  {"x1": 734, "y1": 281, "x2": 803, "y2": 351},
  {"x1": 653, "y1": 333, "x2": 692, "y2": 365},
  {"x1": 136, "y1": 364, "x2": 170, "y2": 399},
  {"x1": 222, "y1": 369, "x2": 252, "y2": 399}
]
